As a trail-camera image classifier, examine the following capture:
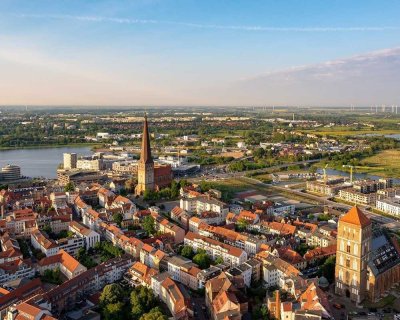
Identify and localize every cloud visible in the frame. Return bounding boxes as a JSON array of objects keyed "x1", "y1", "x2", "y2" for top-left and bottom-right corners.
[
  {"x1": 14, "y1": 13, "x2": 400, "y2": 32},
  {"x1": 228, "y1": 48, "x2": 400, "y2": 106}
]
